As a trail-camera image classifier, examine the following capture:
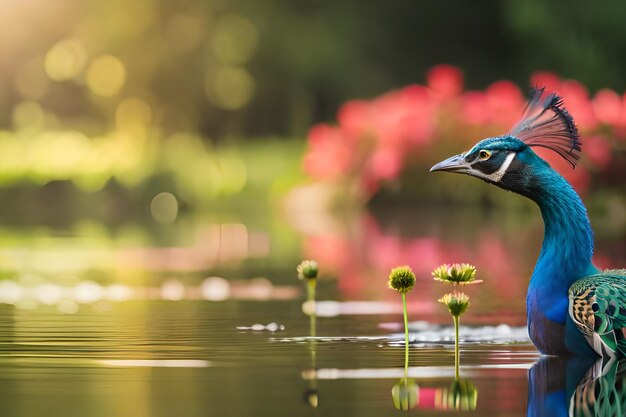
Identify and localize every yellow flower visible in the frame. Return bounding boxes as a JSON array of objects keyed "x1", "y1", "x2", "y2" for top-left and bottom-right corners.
[
  {"x1": 388, "y1": 265, "x2": 416, "y2": 294},
  {"x1": 438, "y1": 292, "x2": 470, "y2": 317},
  {"x1": 432, "y1": 263, "x2": 481, "y2": 285},
  {"x1": 297, "y1": 260, "x2": 319, "y2": 280}
]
